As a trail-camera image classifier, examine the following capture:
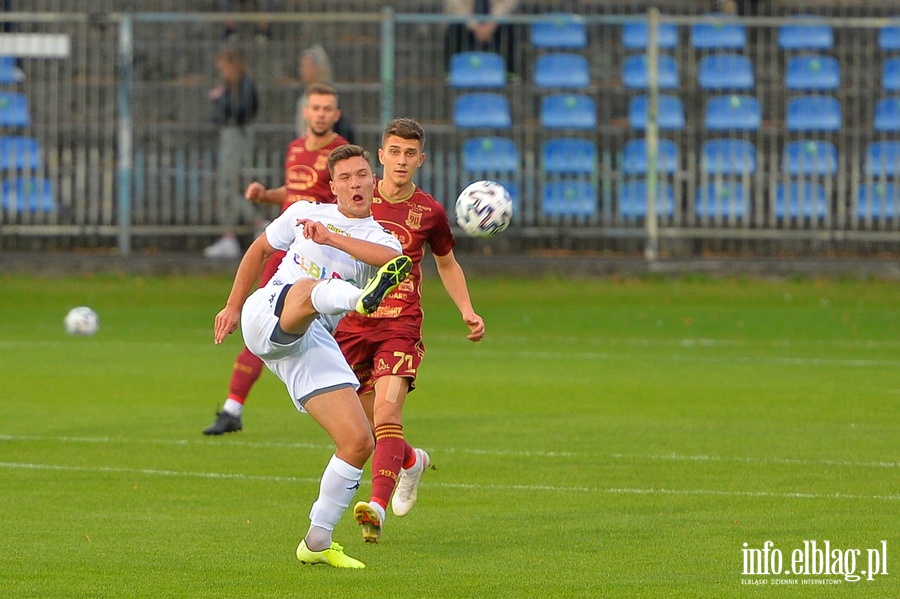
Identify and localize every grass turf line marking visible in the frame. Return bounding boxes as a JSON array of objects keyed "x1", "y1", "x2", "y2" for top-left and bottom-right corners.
[
  {"x1": 440, "y1": 348, "x2": 900, "y2": 369},
  {"x1": 1, "y1": 434, "x2": 896, "y2": 469},
  {"x1": 1, "y1": 461, "x2": 897, "y2": 502}
]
